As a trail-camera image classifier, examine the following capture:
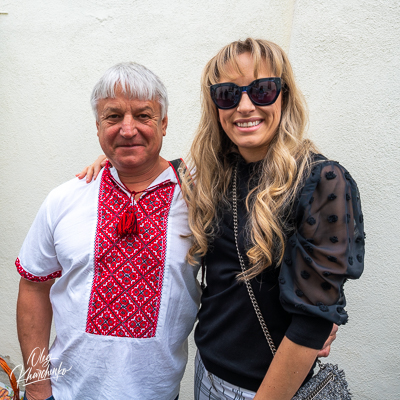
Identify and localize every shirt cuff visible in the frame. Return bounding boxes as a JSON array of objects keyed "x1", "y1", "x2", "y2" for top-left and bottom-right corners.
[{"x1": 285, "y1": 314, "x2": 333, "y2": 349}]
